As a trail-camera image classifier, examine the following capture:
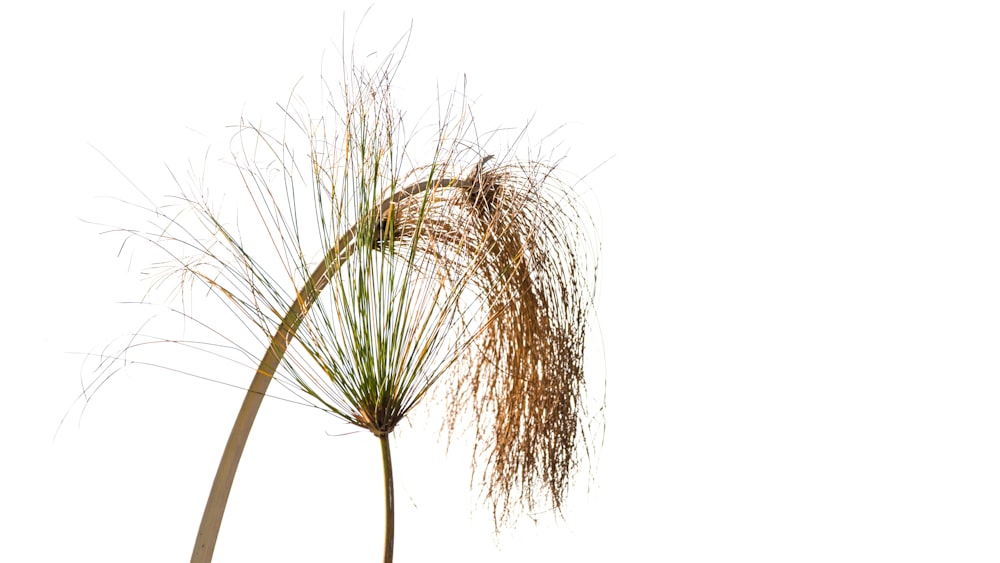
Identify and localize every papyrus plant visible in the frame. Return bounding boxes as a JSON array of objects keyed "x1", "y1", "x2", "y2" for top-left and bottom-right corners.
[{"x1": 103, "y1": 51, "x2": 598, "y2": 563}]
